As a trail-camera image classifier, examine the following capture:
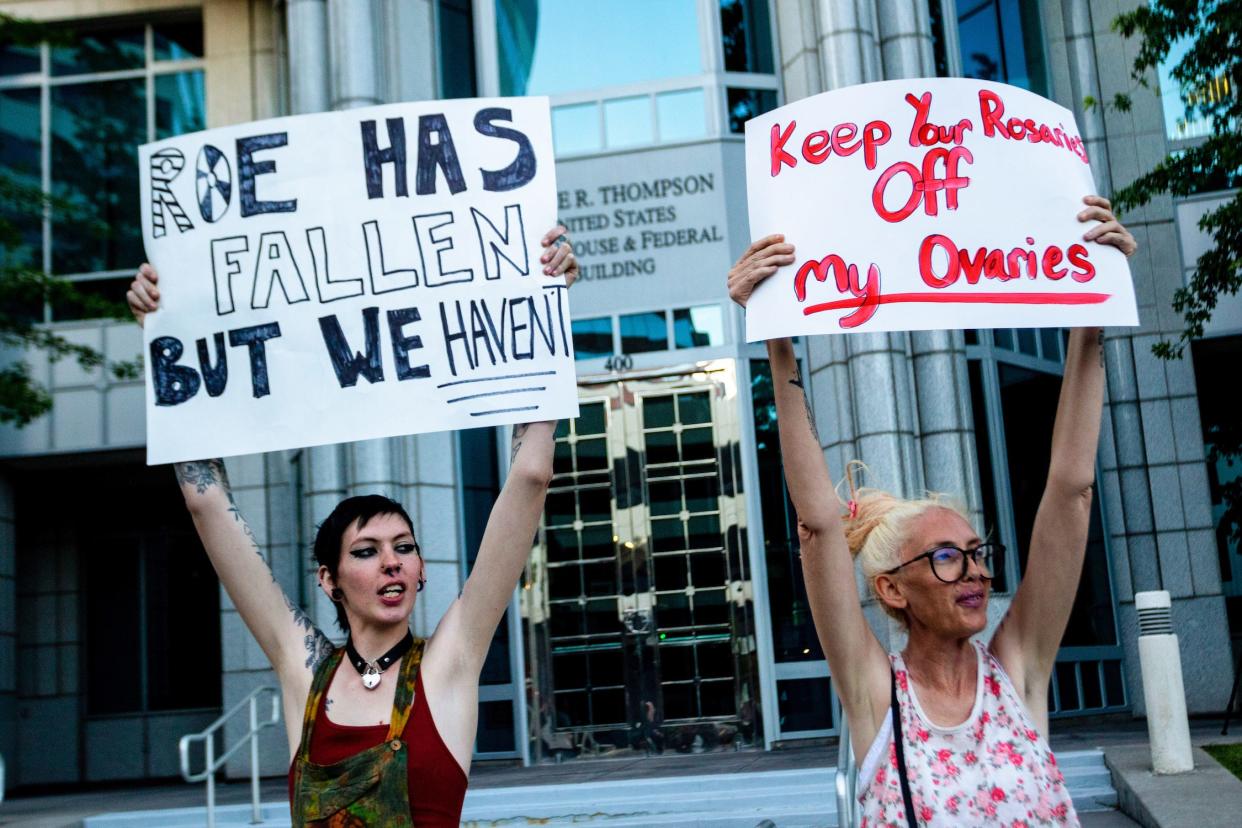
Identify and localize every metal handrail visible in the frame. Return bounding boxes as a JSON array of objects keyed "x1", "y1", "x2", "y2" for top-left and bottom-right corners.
[
  {"x1": 1, "y1": 751, "x2": 6, "y2": 804},
  {"x1": 179, "y1": 685, "x2": 281, "y2": 828},
  {"x1": 835, "y1": 714, "x2": 859, "y2": 828}
]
